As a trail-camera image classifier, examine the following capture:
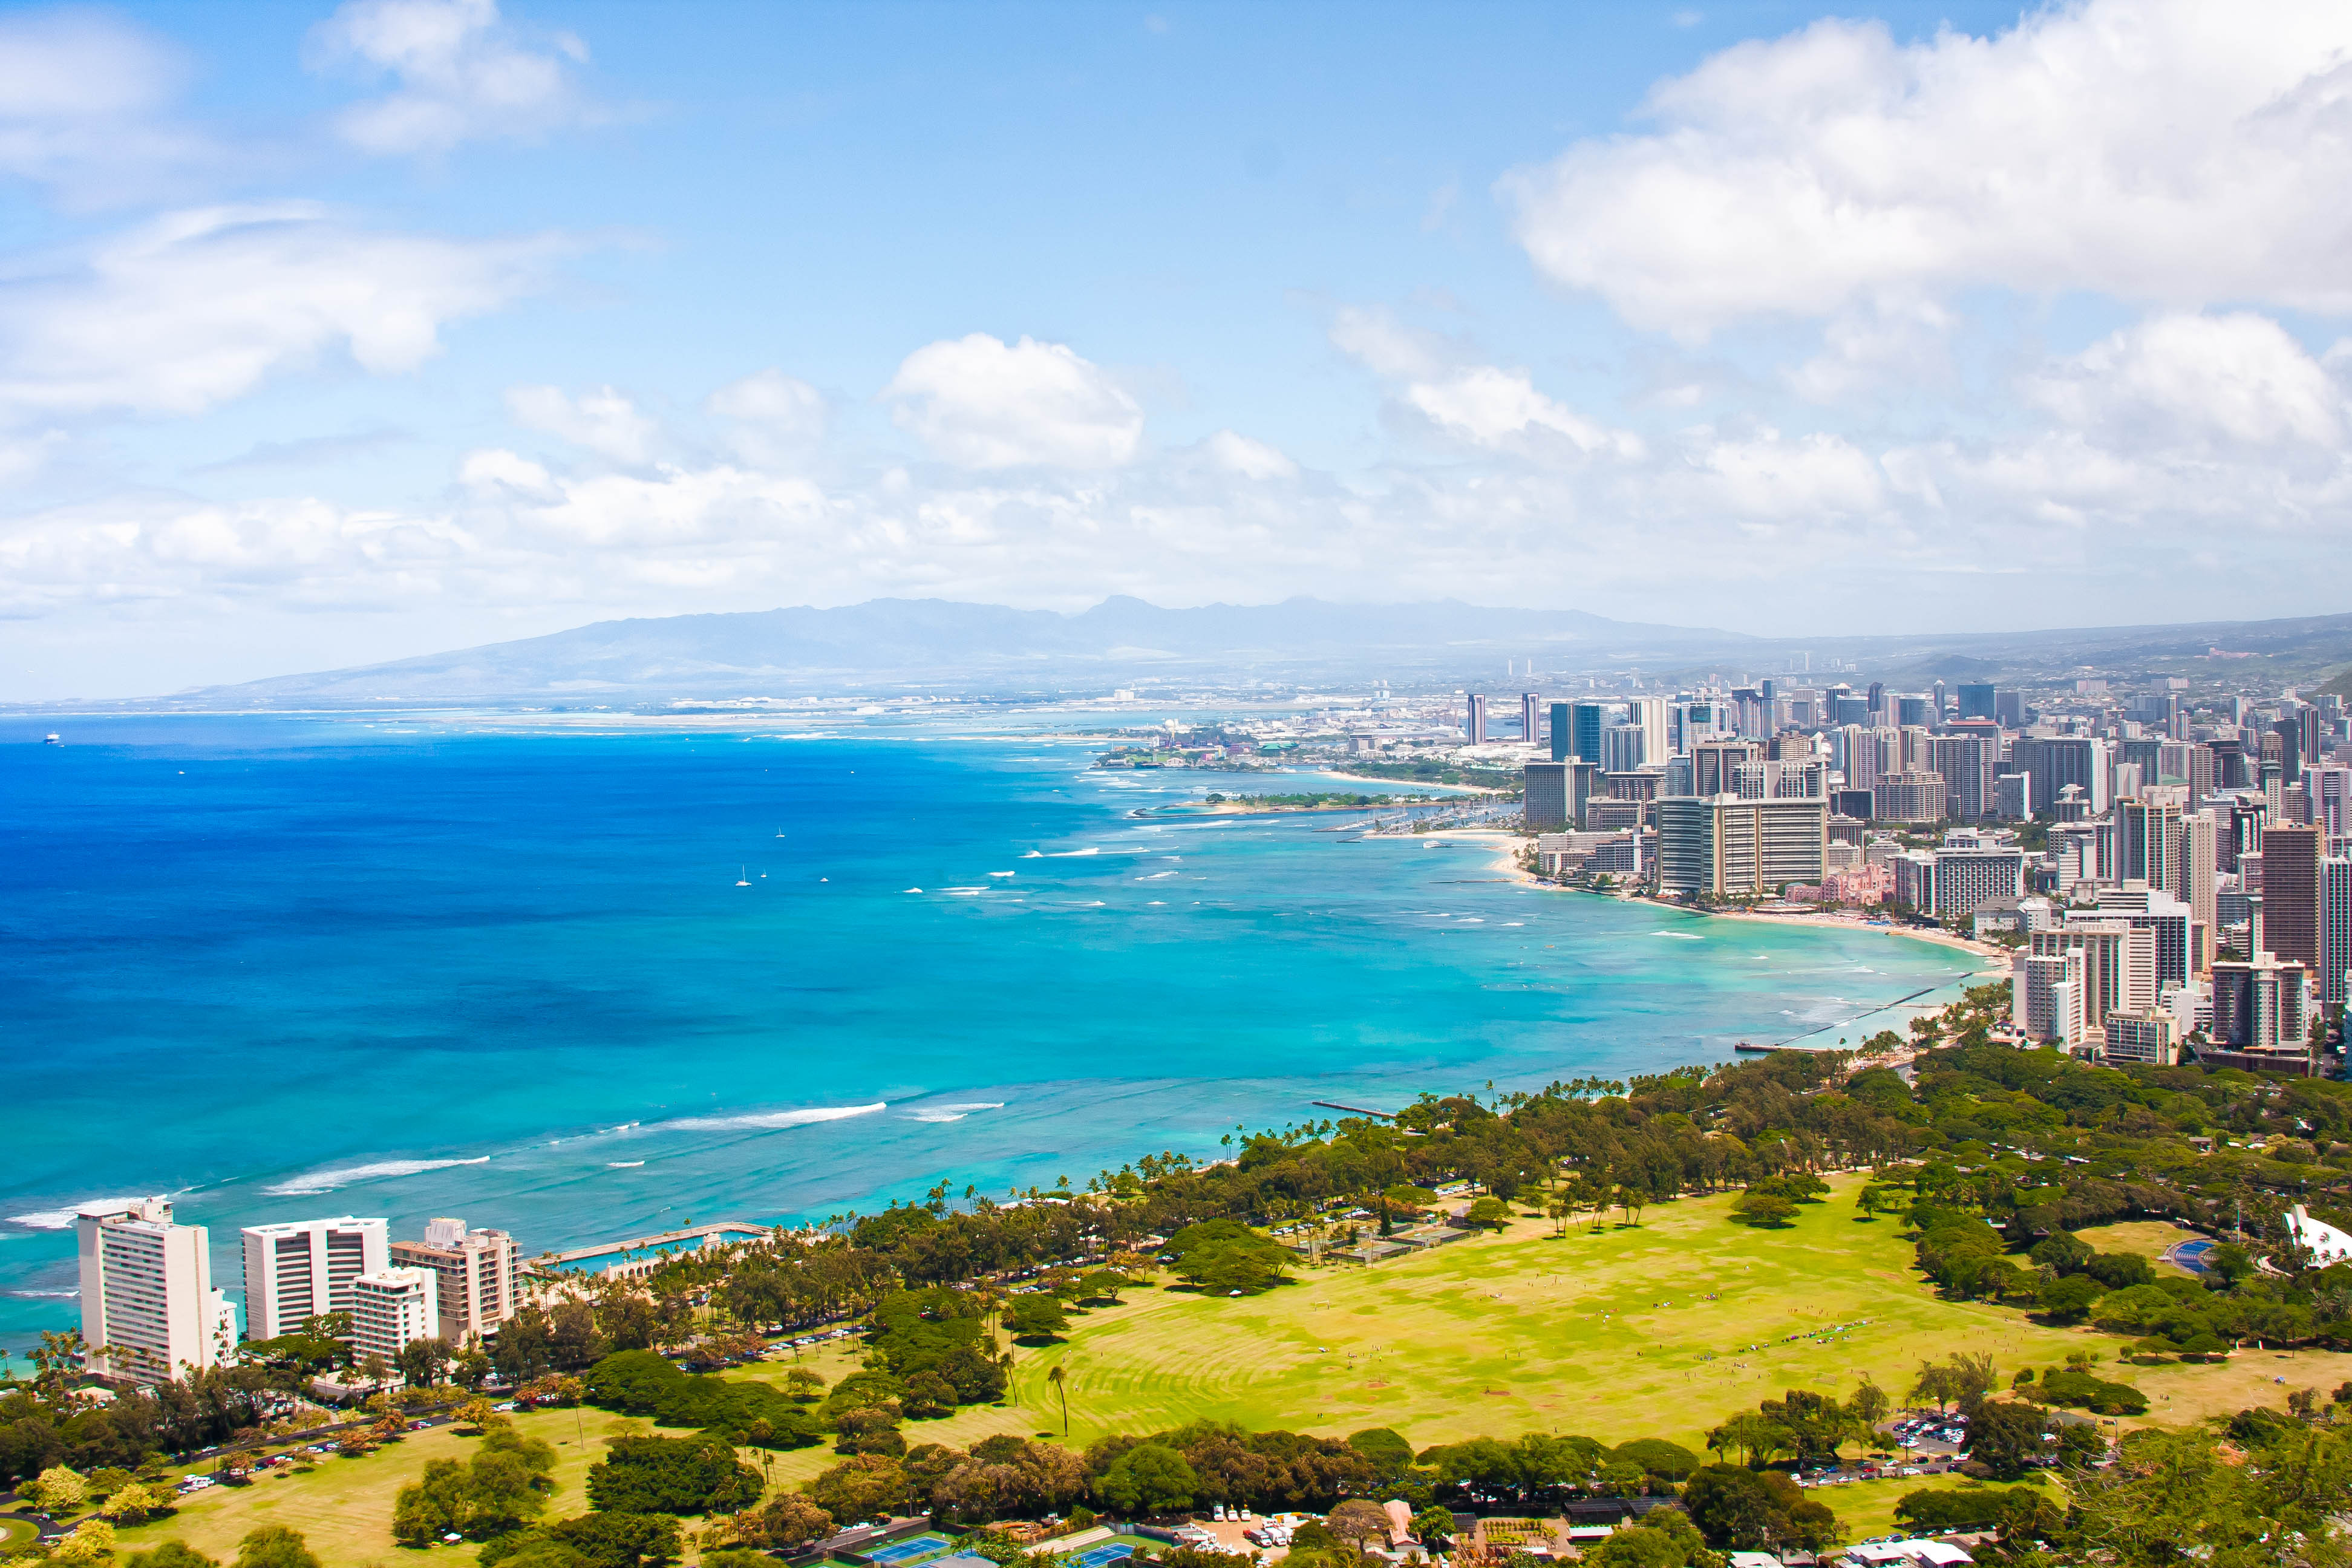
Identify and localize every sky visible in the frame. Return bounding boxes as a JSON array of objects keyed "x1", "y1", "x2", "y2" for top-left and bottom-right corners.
[{"x1": 5, "y1": 0, "x2": 2352, "y2": 698}]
